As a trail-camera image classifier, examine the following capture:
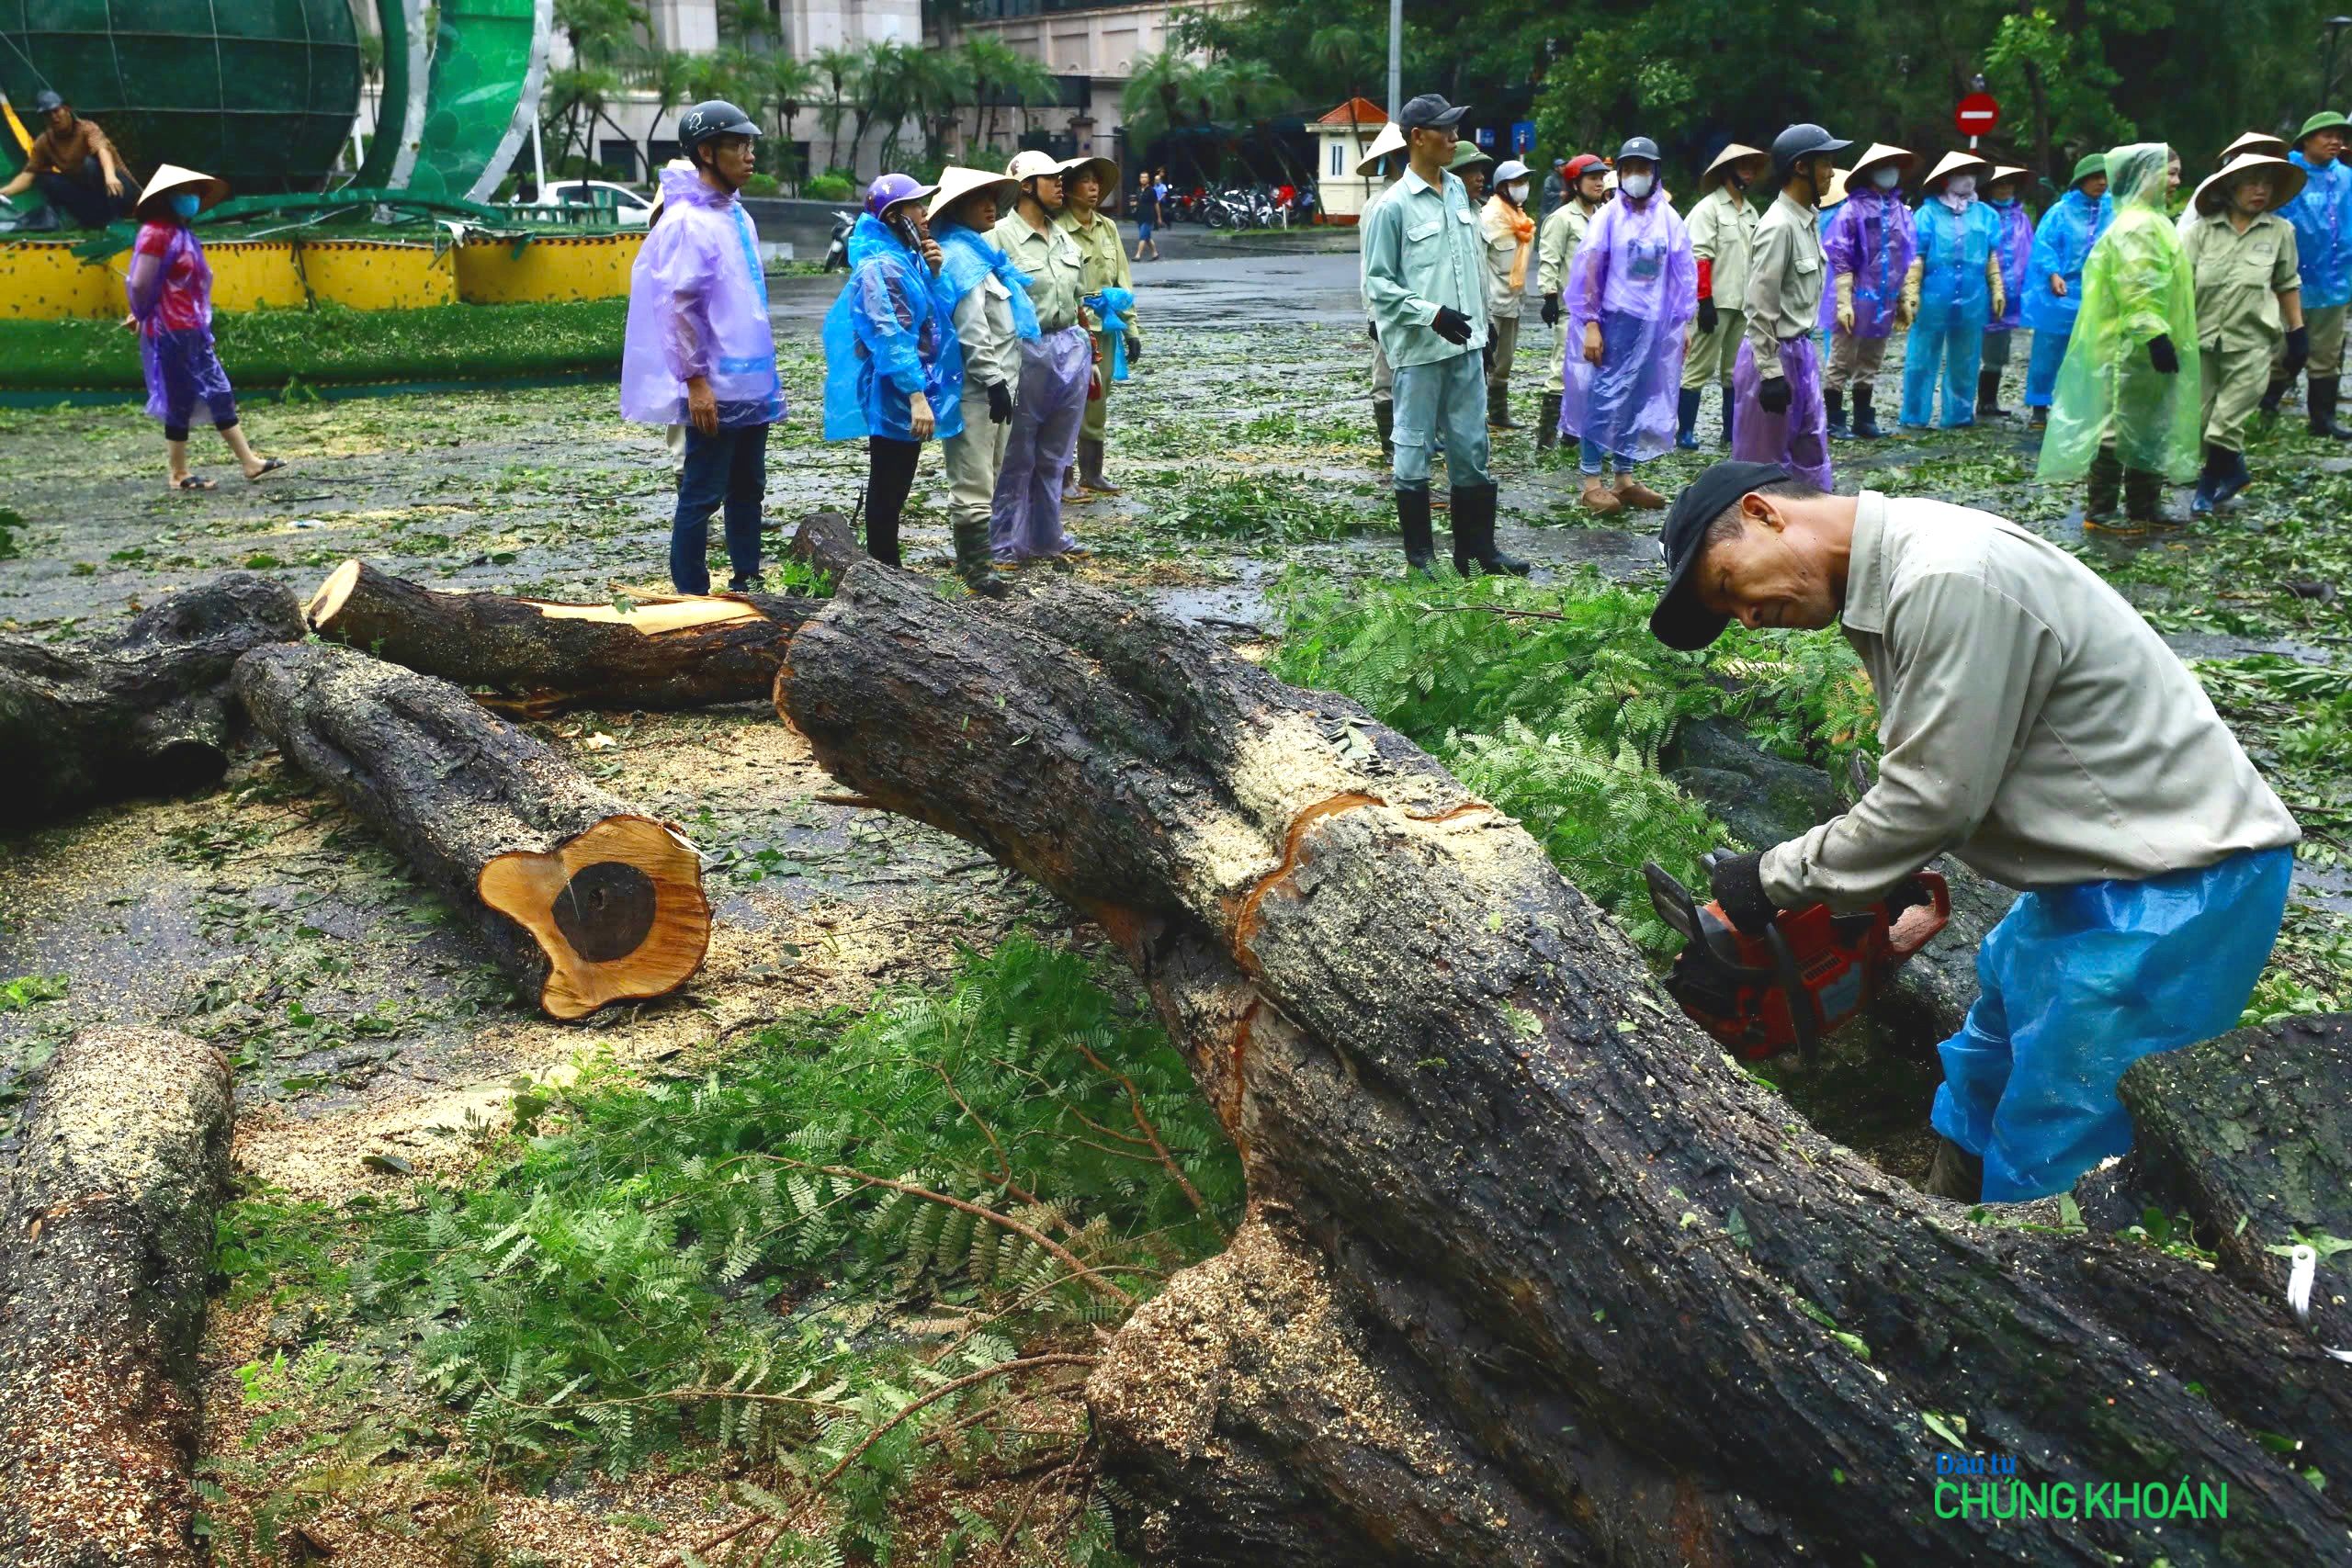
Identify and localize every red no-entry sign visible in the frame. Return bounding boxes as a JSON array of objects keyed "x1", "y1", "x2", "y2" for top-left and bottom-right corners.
[{"x1": 1955, "y1": 92, "x2": 2000, "y2": 138}]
